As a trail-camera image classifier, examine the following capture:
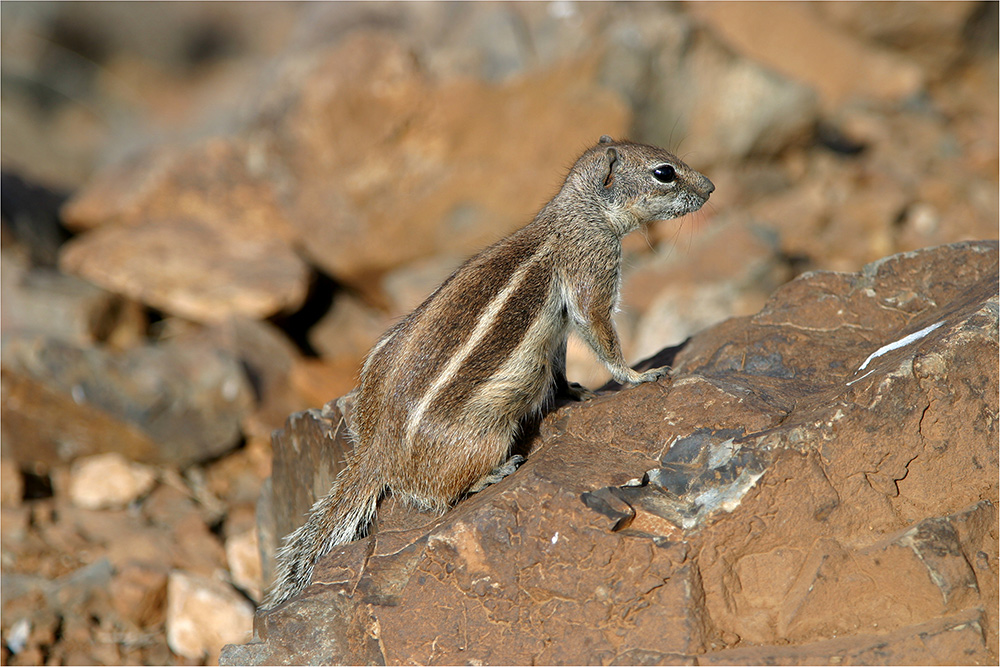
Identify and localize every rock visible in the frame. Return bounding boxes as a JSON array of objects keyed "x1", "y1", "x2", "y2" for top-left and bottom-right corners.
[
  {"x1": 225, "y1": 240, "x2": 997, "y2": 665},
  {"x1": 646, "y1": 26, "x2": 818, "y2": 163},
  {"x1": 624, "y1": 214, "x2": 785, "y2": 363},
  {"x1": 307, "y1": 291, "x2": 393, "y2": 368},
  {"x1": 98, "y1": 525, "x2": 174, "y2": 576},
  {"x1": 813, "y1": 1, "x2": 982, "y2": 71},
  {"x1": 312, "y1": 4, "x2": 814, "y2": 167},
  {"x1": 0, "y1": 250, "x2": 145, "y2": 348},
  {"x1": 631, "y1": 281, "x2": 746, "y2": 361},
  {"x1": 52, "y1": 503, "x2": 168, "y2": 573},
  {"x1": 257, "y1": 397, "x2": 355, "y2": 585},
  {"x1": 0, "y1": 2, "x2": 301, "y2": 191},
  {"x1": 380, "y1": 255, "x2": 465, "y2": 314},
  {"x1": 204, "y1": 438, "x2": 272, "y2": 507},
  {"x1": 166, "y1": 570, "x2": 254, "y2": 661},
  {"x1": 1, "y1": 337, "x2": 254, "y2": 467},
  {"x1": 108, "y1": 562, "x2": 168, "y2": 628},
  {"x1": 1, "y1": 507, "x2": 30, "y2": 548},
  {"x1": 5, "y1": 617, "x2": 31, "y2": 655},
  {"x1": 593, "y1": 5, "x2": 817, "y2": 164},
  {"x1": 0, "y1": 364, "x2": 162, "y2": 466},
  {"x1": 685, "y1": 2, "x2": 925, "y2": 107},
  {"x1": 289, "y1": 358, "x2": 360, "y2": 413},
  {"x1": 743, "y1": 96, "x2": 998, "y2": 274},
  {"x1": 61, "y1": 29, "x2": 629, "y2": 299},
  {"x1": 2, "y1": 558, "x2": 113, "y2": 616},
  {"x1": 172, "y1": 513, "x2": 229, "y2": 579},
  {"x1": 224, "y1": 504, "x2": 260, "y2": 539},
  {"x1": 1, "y1": 459, "x2": 23, "y2": 507},
  {"x1": 59, "y1": 215, "x2": 310, "y2": 325},
  {"x1": 1, "y1": 590, "x2": 59, "y2": 667},
  {"x1": 51, "y1": 611, "x2": 122, "y2": 666},
  {"x1": 297, "y1": 3, "x2": 598, "y2": 84},
  {"x1": 67, "y1": 453, "x2": 156, "y2": 510},
  {"x1": 697, "y1": 609, "x2": 990, "y2": 665},
  {"x1": 267, "y1": 31, "x2": 628, "y2": 287},
  {"x1": 226, "y1": 528, "x2": 263, "y2": 602},
  {"x1": 193, "y1": 317, "x2": 308, "y2": 439},
  {"x1": 141, "y1": 480, "x2": 202, "y2": 529}
]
